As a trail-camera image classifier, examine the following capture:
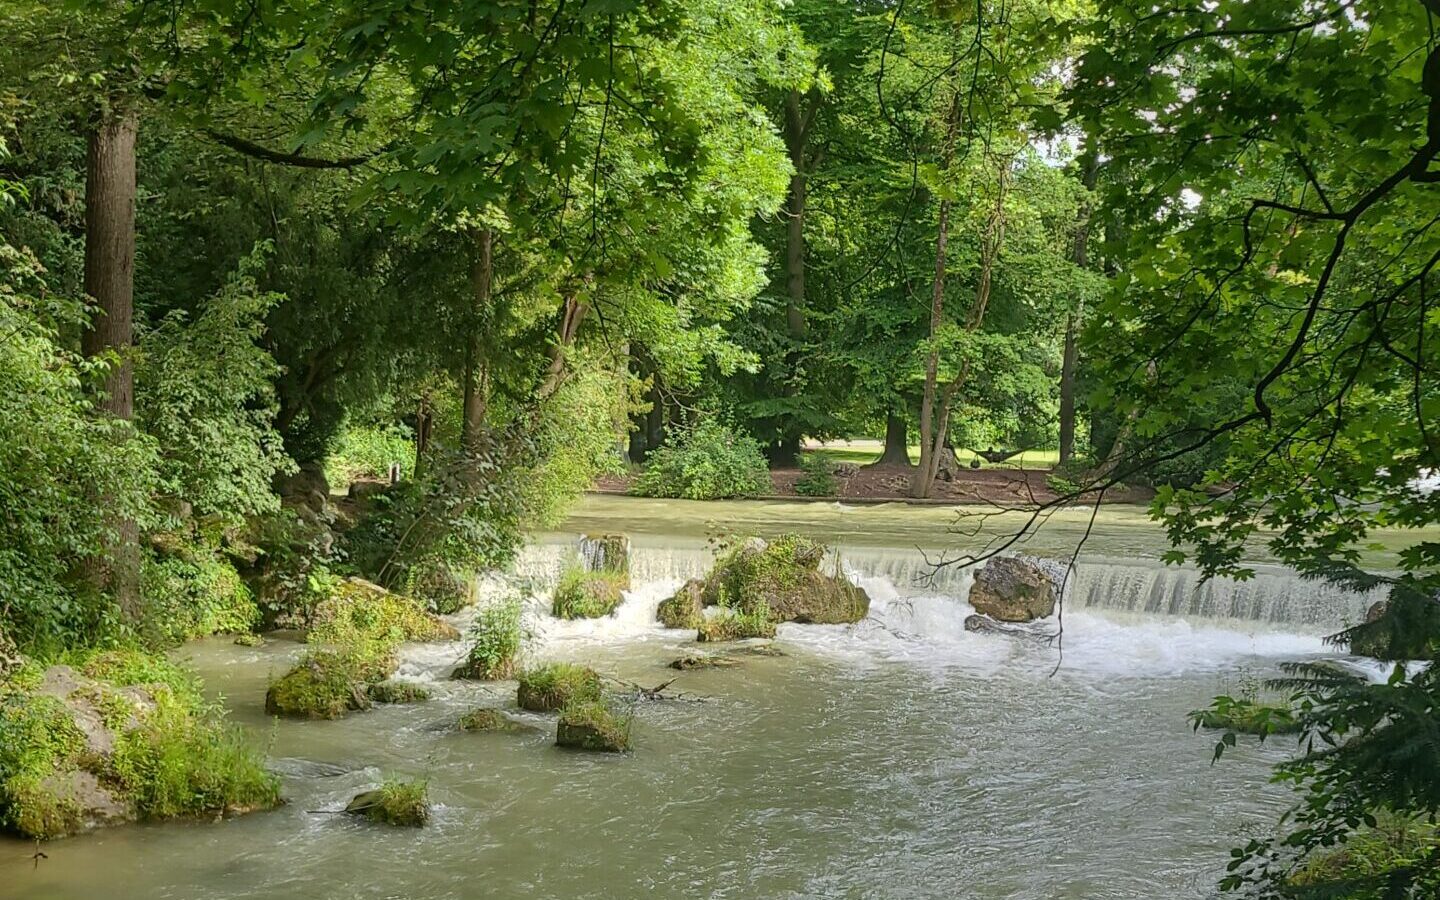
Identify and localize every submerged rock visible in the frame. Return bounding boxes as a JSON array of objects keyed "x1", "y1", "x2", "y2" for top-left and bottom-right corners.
[
  {"x1": 265, "y1": 651, "x2": 384, "y2": 719},
  {"x1": 968, "y1": 557, "x2": 1058, "y2": 622},
  {"x1": 657, "y1": 579, "x2": 705, "y2": 629},
  {"x1": 365, "y1": 680, "x2": 431, "y2": 704},
  {"x1": 963, "y1": 614, "x2": 1054, "y2": 645},
  {"x1": 457, "y1": 708, "x2": 534, "y2": 733},
  {"x1": 668, "y1": 654, "x2": 740, "y2": 670}
]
